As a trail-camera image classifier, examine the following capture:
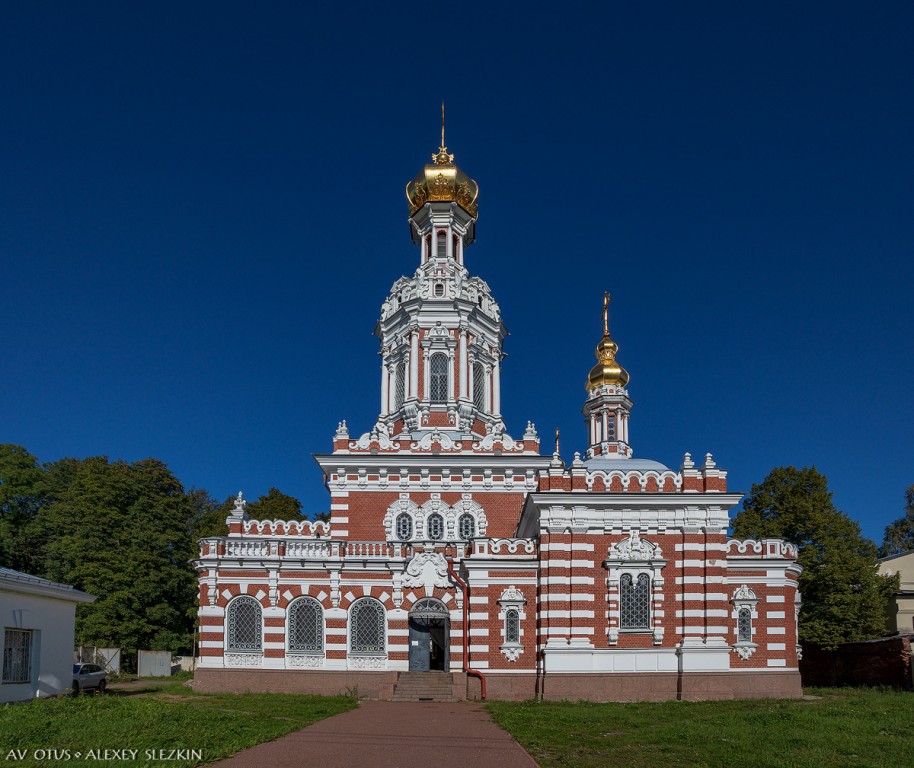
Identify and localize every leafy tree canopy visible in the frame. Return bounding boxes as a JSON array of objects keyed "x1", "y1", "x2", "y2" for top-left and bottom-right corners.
[
  {"x1": 245, "y1": 486, "x2": 304, "y2": 521},
  {"x1": 880, "y1": 484, "x2": 914, "y2": 557},
  {"x1": 0, "y1": 444, "x2": 44, "y2": 572},
  {"x1": 731, "y1": 466, "x2": 896, "y2": 650}
]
